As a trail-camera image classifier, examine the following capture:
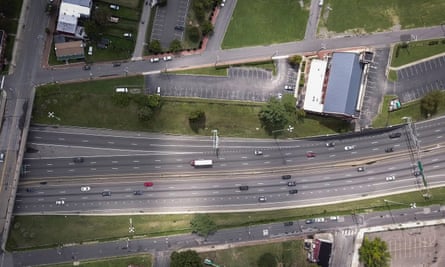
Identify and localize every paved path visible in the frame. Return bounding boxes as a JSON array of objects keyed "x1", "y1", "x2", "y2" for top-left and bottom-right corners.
[{"x1": 132, "y1": 2, "x2": 152, "y2": 61}]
